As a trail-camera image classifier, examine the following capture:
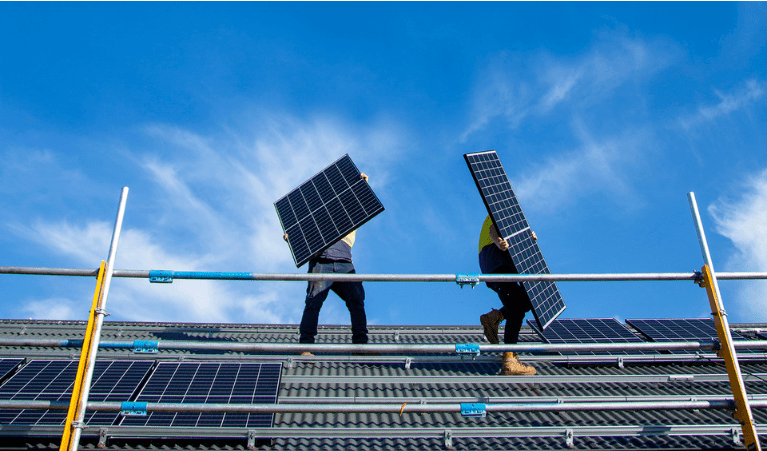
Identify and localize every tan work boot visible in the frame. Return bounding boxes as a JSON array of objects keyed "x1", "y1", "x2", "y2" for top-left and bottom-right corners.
[
  {"x1": 300, "y1": 351, "x2": 314, "y2": 357},
  {"x1": 500, "y1": 352, "x2": 536, "y2": 376},
  {"x1": 480, "y1": 308, "x2": 505, "y2": 344}
]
